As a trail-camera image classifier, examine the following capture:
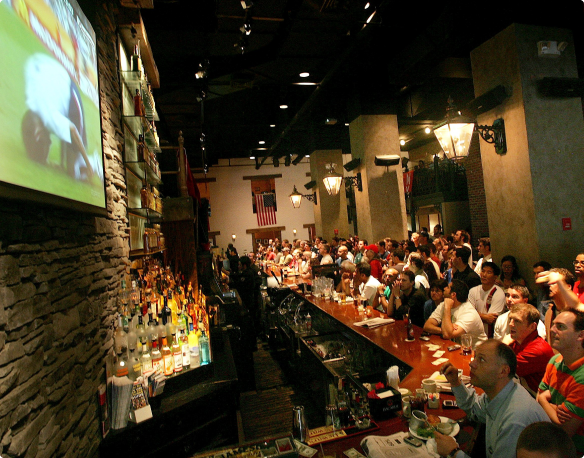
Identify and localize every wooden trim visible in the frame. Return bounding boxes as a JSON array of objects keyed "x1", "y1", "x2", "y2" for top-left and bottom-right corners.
[
  {"x1": 208, "y1": 231, "x2": 221, "y2": 236},
  {"x1": 306, "y1": 172, "x2": 311, "y2": 177},
  {"x1": 303, "y1": 223, "x2": 315, "y2": 228},
  {"x1": 246, "y1": 226, "x2": 286, "y2": 234},
  {"x1": 243, "y1": 174, "x2": 282, "y2": 180},
  {"x1": 194, "y1": 178, "x2": 217, "y2": 183}
]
